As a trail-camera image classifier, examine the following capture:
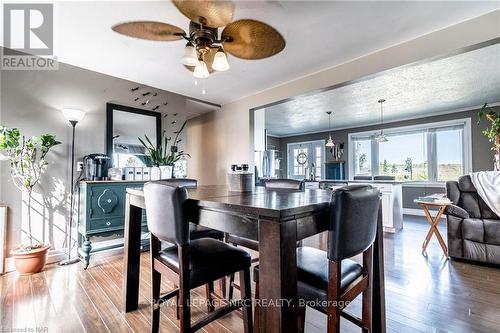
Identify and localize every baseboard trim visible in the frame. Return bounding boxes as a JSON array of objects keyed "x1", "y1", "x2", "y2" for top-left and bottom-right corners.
[
  {"x1": 403, "y1": 208, "x2": 446, "y2": 218},
  {"x1": 3, "y1": 249, "x2": 67, "y2": 274}
]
